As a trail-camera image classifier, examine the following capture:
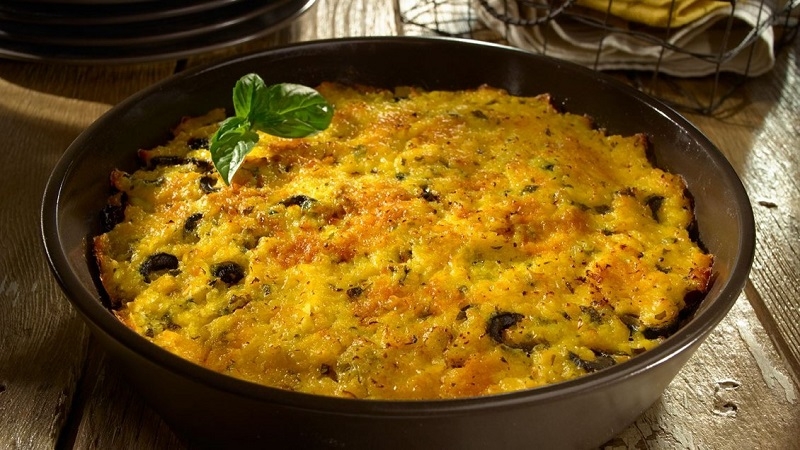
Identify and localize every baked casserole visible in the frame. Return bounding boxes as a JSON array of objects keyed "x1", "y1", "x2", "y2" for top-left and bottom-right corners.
[{"x1": 94, "y1": 83, "x2": 713, "y2": 399}]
